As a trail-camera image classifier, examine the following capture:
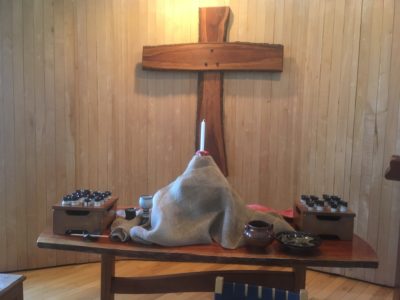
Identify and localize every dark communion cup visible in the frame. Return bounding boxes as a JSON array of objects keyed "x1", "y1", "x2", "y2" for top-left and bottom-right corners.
[{"x1": 243, "y1": 220, "x2": 274, "y2": 249}]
